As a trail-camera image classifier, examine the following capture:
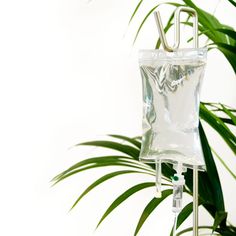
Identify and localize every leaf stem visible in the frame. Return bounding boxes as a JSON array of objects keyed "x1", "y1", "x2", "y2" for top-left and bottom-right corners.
[{"x1": 211, "y1": 148, "x2": 236, "y2": 180}]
